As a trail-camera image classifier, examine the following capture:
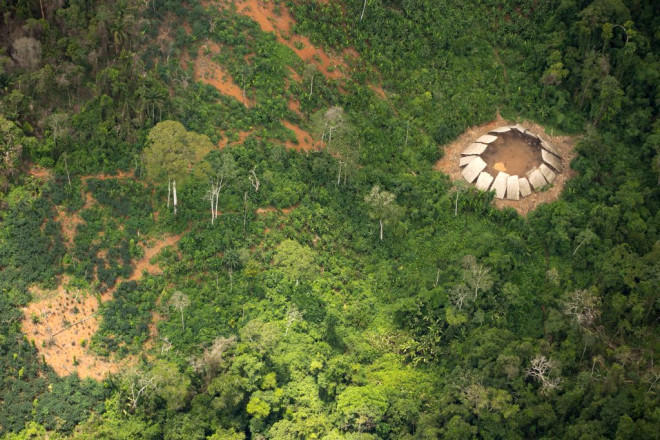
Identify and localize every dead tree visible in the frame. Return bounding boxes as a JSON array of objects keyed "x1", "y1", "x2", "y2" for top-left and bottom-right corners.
[
  {"x1": 526, "y1": 355, "x2": 561, "y2": 394},
  {"x1": 462, "y1": 255, "x2": 494, "y2": 300},
  {"x1": 127, "y1": 373, "x2": 155, "y2": 410}
]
